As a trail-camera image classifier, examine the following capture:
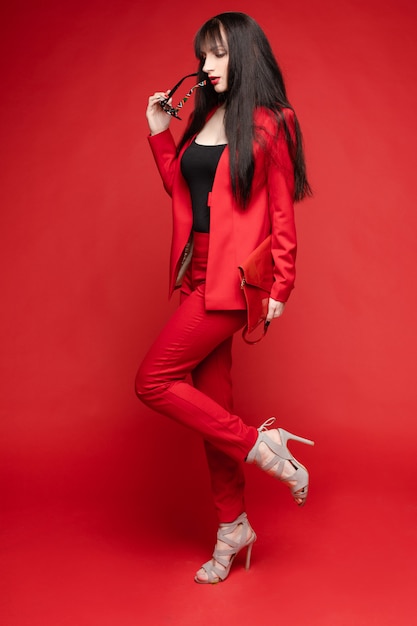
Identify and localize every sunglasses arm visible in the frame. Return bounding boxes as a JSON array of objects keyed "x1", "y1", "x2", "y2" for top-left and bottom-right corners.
[{"x1": 159, "y1": 72, "x2": 198, "y2": 108}]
